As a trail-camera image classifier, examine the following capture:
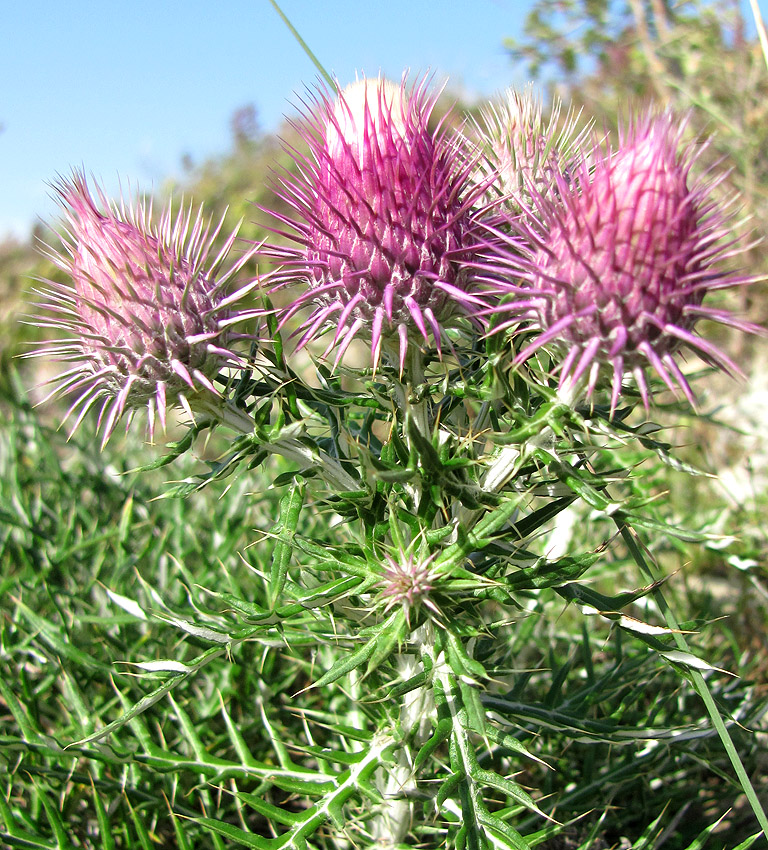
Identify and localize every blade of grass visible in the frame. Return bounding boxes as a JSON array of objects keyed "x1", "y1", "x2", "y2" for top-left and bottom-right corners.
[
  {"x1": 266, "y1": 0, "x2": 334, "y2": 87},
  {"x1": 749, "y1": 0, "x2": 768, "y2": 73},
  {"x1": 616, "y1": 519, "x2": 768, "y2": 838}
]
